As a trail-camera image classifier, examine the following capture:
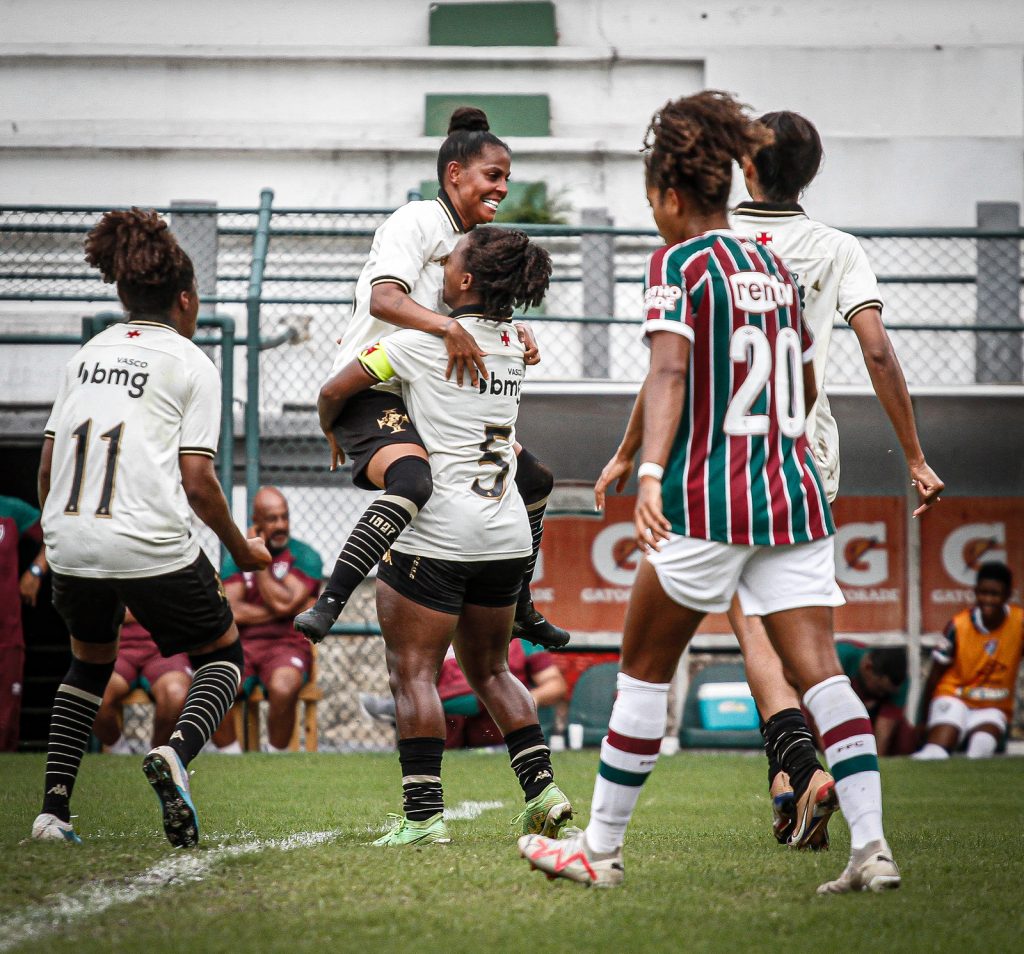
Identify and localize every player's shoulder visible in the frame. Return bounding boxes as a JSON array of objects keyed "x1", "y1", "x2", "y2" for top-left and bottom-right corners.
[
  {"x1": 386, "y1": 198, "x2": 446, "y2": 232},
  {"x1": 646, "y1": 236, "x2": 715, "y2": 279},
  {"x1": 0, "y1": 495, "x2": 40, "y2": 530}
]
